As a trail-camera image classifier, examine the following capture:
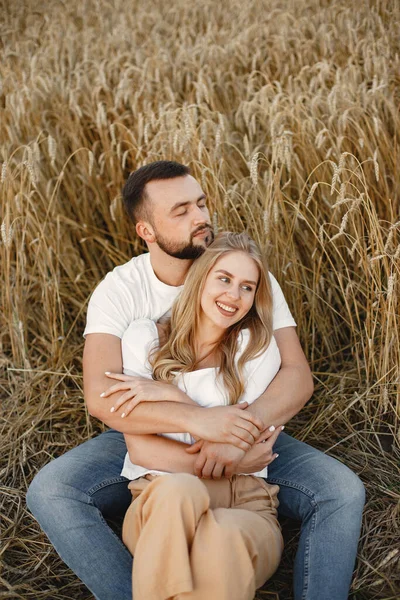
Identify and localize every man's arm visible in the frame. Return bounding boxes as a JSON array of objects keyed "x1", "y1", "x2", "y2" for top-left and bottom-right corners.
[
  {"x1": 83, "y1": 333, "x2": 264, "y2": 449},
  {"x1": 125, "y1": 434, "x2": 197, "y2": 474},
  {"x1": 246, "y1": 326, "x2": 314, "y2": 426},
  {"x1": 83, "y1": 333, "x2": 203, "y2": 434},
  {"x1": 191, "y1": 327, "x2": 314, "y2": 478},
  {"x1": 124, "y1": 429, "x2": 281, "y2": 479}
]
